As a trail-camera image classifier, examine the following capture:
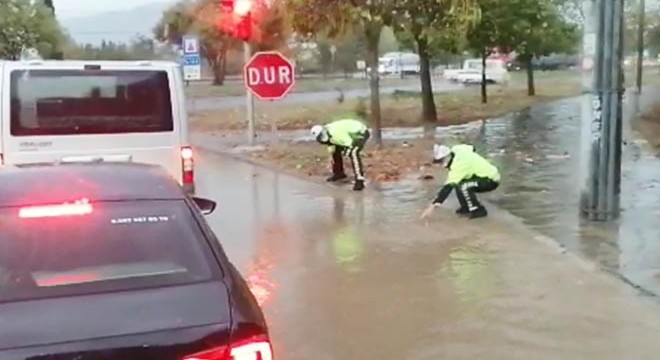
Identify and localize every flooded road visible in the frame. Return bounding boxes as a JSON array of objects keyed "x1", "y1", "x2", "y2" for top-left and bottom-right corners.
[
  {"x1": 194, "y1": 150, "x2": 660, "y2": 360},
  {"x1": 200, "y1": 88, "x2": 660, "y2": 297},
  {"x1": 465, "y1": 95, "x2": 660, "y2": 297}
]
